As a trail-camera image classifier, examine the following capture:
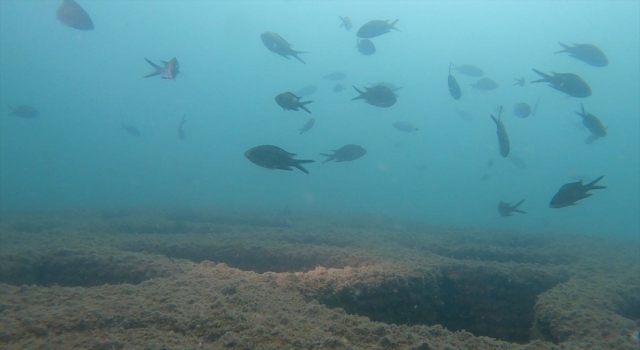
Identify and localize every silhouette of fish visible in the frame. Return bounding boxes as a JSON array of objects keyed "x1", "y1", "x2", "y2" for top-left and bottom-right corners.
[
  {"x1": 275, "y1": 92, "x2": 312, "y2": 113},
  {"x1": 260, "y1": 32, "x2": 307, "y2": 64},
  {"x1": 295, "y1": 85, "x2": 318, "y2": 97},
  {"x1": 471, "y1": 77, "x2": 498, "y2": 91},
  {"x1": 513, "y1": 77, "x2": 525, "y2": 87},
  {"x1": 144, "y1": 57, "x2": 179, "y2": 79},
  {"x1": 357, "y1": 19, "x2": 399, "y2": 38},
  {"x1": 299, "y1": 118, "x2": 315, "y2": 135},
  {"x1": 490, "y1": 106, "x2": 510, "y2": 158},
  {"x1": 550, "y1": 175, "x2": 606, "y2": 208},
  {"x1": 244, "y1": 145, "x2": 315, "y2": 174},
  {"x1": 339, "y1": 16, "x2": 352, "y2": 31},
  {"x1": 8, "y1": 105, "x2": 39, "y2": 118},
  {"x1": 576, "y1": 104, "x2": 606, "y2": 144},
  {"x1": 393, "y1": 121, "x2": 418, "y2": 132},
  {"x1": 531, "y1": 69, "x2": 591, "y2": 98},
  {"x1": 323, "y1": 72, "x2": 347, "y2": 81},
  {"x1": 121, "y1": 124, "x2": 140, "y2": 137},
  {"x1": 178, "y1": 114, "x2": 186, "y2": 140},
  {"x1": 452, "y1": 64, "x2": 483, "y2": 77},
  {"x1": 356, "y1": 39, "x2": 376, "y2": 55},
  {"x1": 513, "y1": 103, "x2": 531, "y2": 118},
  {"x1": 320, "y1": 144, "x2": 367, "y2": 163},
  {"x1": 555, "y1": 42, "x2": 608, "y2": 67},
  {"x1": 333, "y1": 84, "x2": 345, "y2": 92},
  {"x1": 448, "y1": 64, "x2": 462, "y2": 100},
  {"x1": 352, "y1": 85, "x2": 397, "y2": 107},
  {"x1": 498, "y1": 200, "x2": 526, "y2": 217},
  {"x1": 56, "y1": 0, "x2": 93, "y2": 30}
]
